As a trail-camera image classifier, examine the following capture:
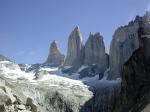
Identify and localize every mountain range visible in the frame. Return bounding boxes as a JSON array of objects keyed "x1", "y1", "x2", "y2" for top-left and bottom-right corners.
[{"x1": 0, "y1": 12, "x2": 150, "y2": 112}]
